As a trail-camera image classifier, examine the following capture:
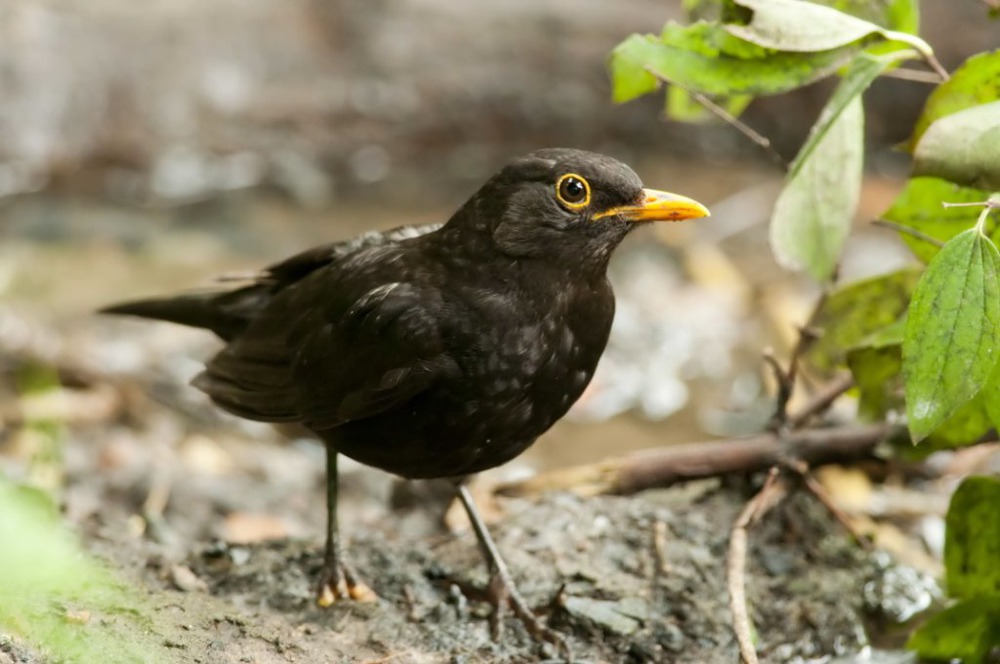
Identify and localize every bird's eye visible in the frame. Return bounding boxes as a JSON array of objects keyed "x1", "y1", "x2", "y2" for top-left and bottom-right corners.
[{"x1": 555, "y1": 174, "x2": 591, "y2": 210}]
